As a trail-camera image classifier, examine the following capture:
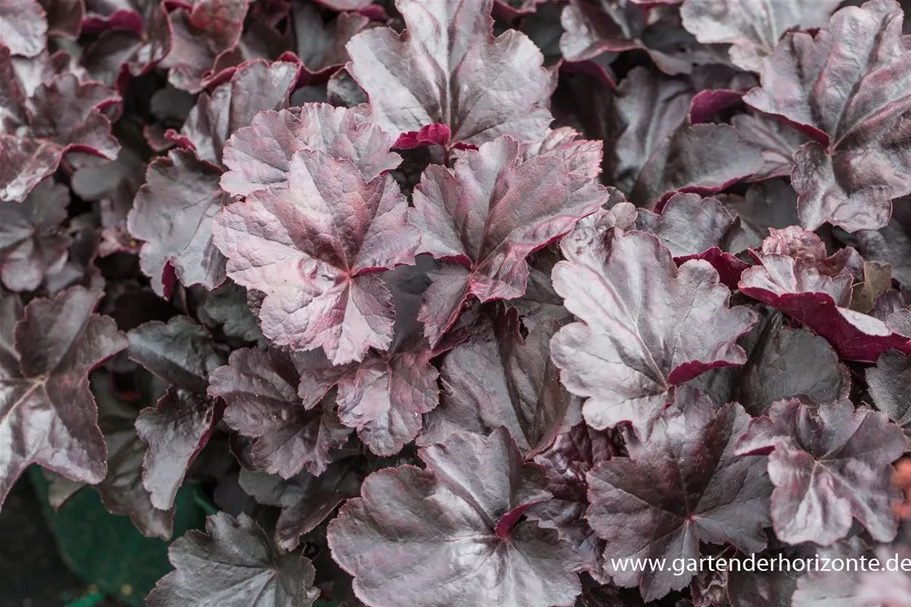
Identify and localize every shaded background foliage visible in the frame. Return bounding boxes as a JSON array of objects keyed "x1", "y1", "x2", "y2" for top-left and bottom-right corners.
[{"x1": 4, "y1": 0, "x2": 911, "y2": 605}]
